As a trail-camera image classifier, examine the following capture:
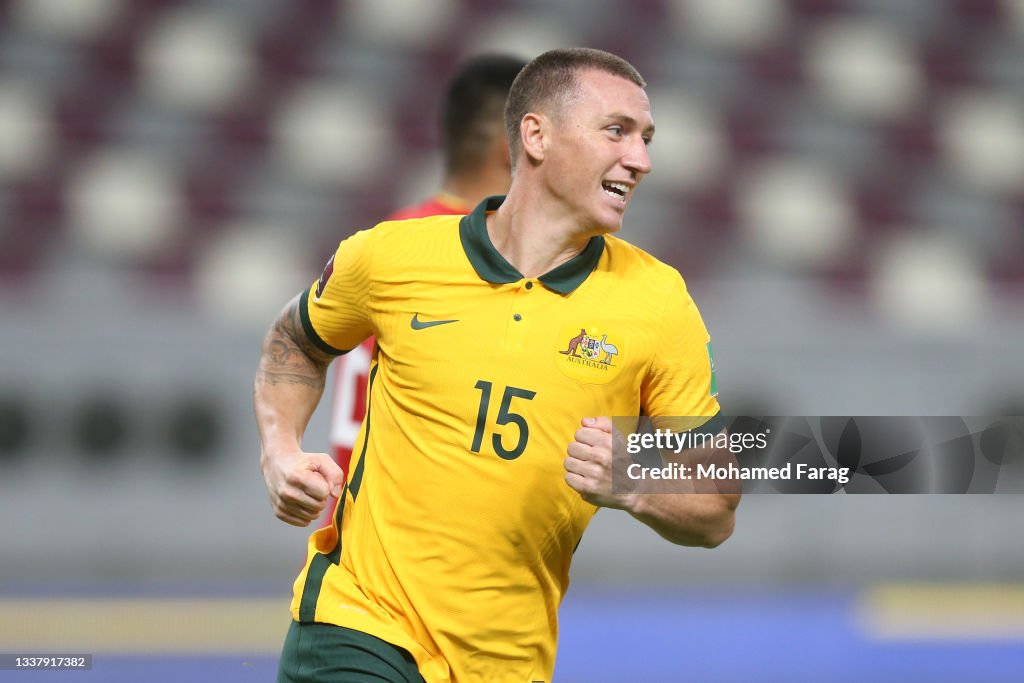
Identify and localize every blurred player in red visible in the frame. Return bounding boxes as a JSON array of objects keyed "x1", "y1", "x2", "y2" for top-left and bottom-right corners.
[{"x1": 325, "y1": 54, "x2": 526, "y2": 511}]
